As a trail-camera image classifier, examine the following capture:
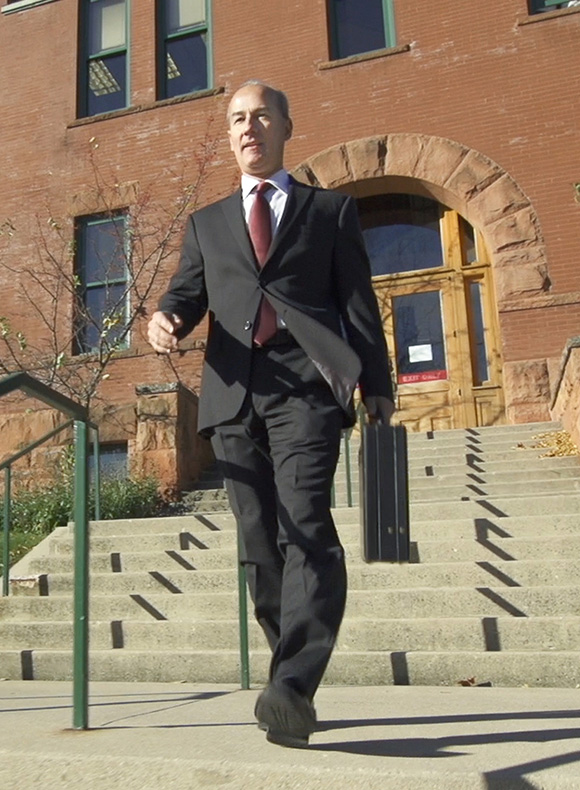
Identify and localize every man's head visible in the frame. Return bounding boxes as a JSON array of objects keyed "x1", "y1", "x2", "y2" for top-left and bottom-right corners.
[{"x1": 227, "y1": 81, "x2": 293, "y2": 178}]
